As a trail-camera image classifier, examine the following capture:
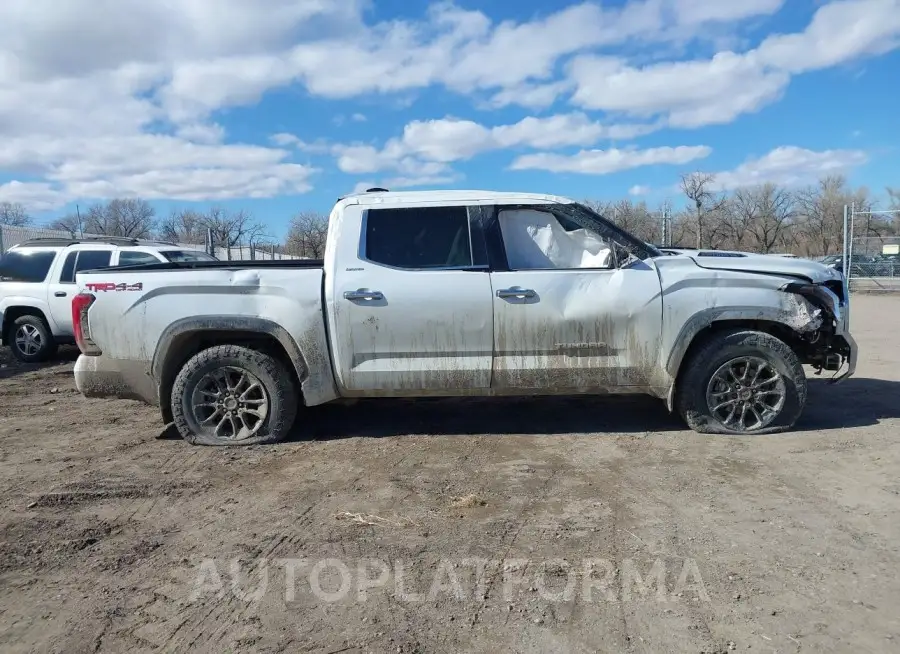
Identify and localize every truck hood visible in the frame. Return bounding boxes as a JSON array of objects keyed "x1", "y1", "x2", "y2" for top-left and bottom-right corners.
[{"x1": 681, "y1": 251, "x2": 843, "y2": 284}]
